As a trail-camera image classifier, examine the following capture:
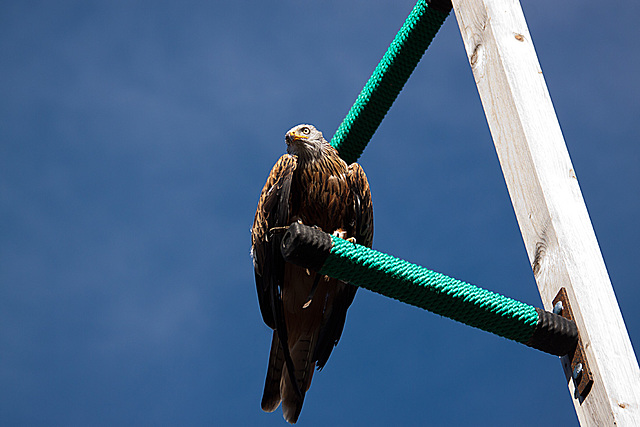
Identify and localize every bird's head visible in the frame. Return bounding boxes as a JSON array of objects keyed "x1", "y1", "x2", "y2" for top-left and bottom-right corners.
[{"x1": 285, "y1": 124, "x2": 329, "y2": 160}]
